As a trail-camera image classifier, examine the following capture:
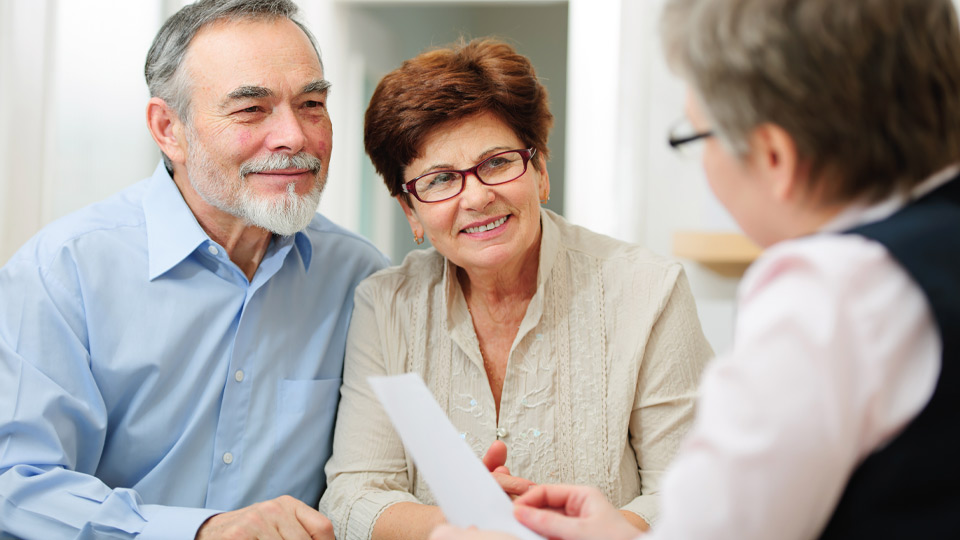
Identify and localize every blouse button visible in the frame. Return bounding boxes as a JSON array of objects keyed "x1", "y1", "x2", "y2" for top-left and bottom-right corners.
[{"x1": 496, "y1": 427, "x2": 508, "y2": 438}]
